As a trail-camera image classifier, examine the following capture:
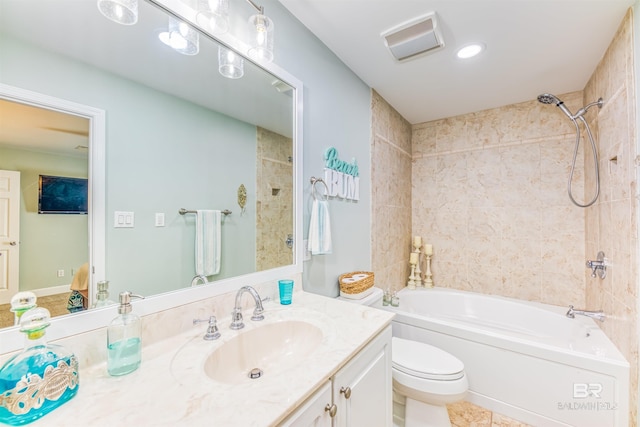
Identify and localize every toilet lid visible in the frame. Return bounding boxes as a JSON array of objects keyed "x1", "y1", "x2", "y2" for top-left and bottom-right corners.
[{"x1": 392, "y1": 337, "x2": 465, "y2": 381}]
